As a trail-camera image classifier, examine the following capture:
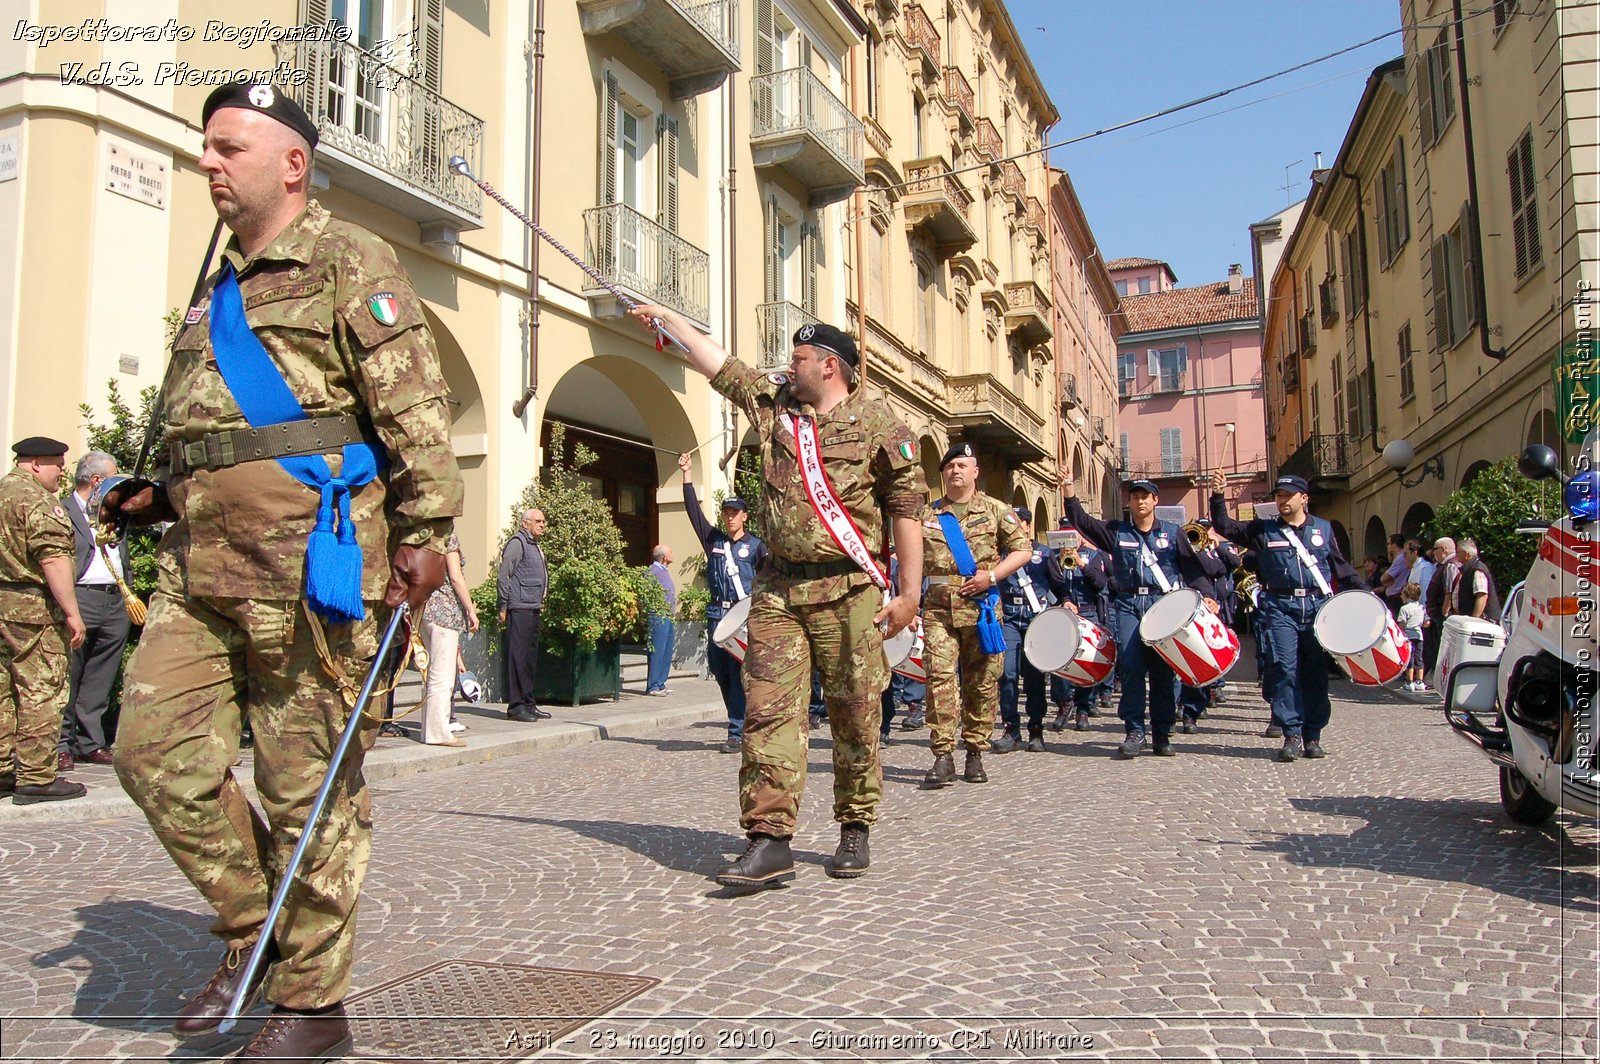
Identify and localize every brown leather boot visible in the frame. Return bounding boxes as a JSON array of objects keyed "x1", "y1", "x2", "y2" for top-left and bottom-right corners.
[
  {"x1": 171, "y1": 942, "x2": 276, "y2": 1038},
  {"x1": 963, "y1": 747, "x2": 988, "y2": 783},
  {"x1": 714, "y1": 835, "x2": 795, "y2": 890},
  {"x1": 827, "y1": 823, "x2": 870, "y2": 878},
  {"x1": 236, "y1": 1005, "x2": 353, "y2": 1063},
  {"x1": 921, "y1": 752, "x2": 956, "y2": 788}
]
